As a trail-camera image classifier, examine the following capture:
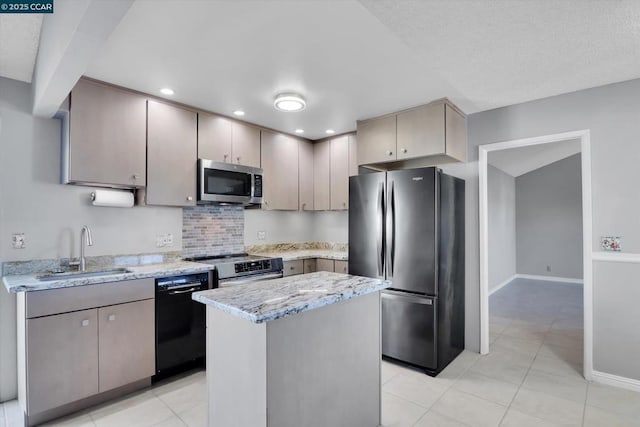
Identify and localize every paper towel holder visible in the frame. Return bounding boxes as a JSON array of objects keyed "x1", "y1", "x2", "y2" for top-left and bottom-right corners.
[{"x1": 90, "y1": 189, "x2": 135, "y2": 208}]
